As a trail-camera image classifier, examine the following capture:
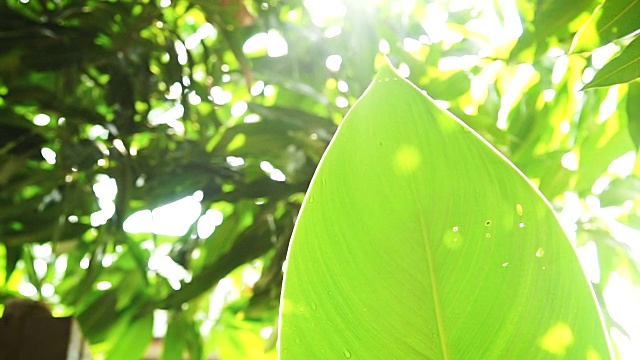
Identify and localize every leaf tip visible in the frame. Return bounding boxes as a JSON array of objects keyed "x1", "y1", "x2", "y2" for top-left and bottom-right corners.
[{"x1": 373, "y1": 57, "x2": 402, "y2": 83}]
